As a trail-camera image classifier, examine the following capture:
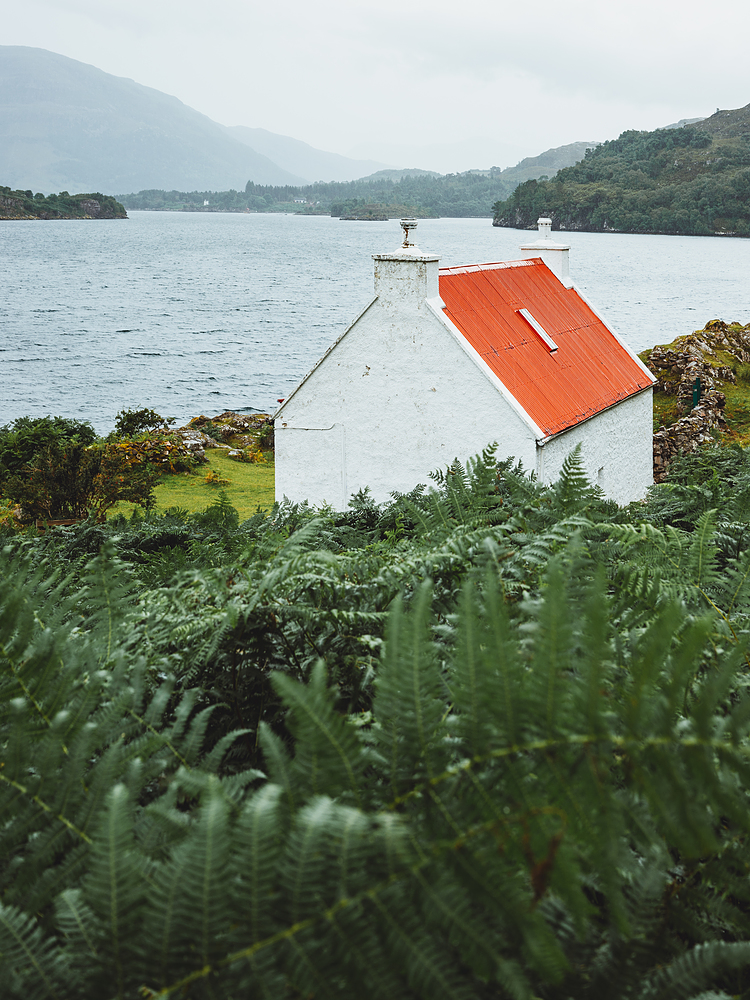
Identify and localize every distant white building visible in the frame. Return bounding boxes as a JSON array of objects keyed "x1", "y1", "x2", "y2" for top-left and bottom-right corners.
[{"x1": 274, "y1": 219, "x2": 655, "y2": 508}]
